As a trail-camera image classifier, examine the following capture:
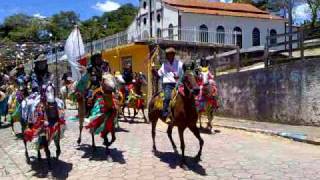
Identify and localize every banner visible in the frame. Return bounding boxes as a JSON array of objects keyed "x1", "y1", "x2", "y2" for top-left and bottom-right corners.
[{"x1": 64, "y1": 27, "x2": 85, "y2": 81}]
